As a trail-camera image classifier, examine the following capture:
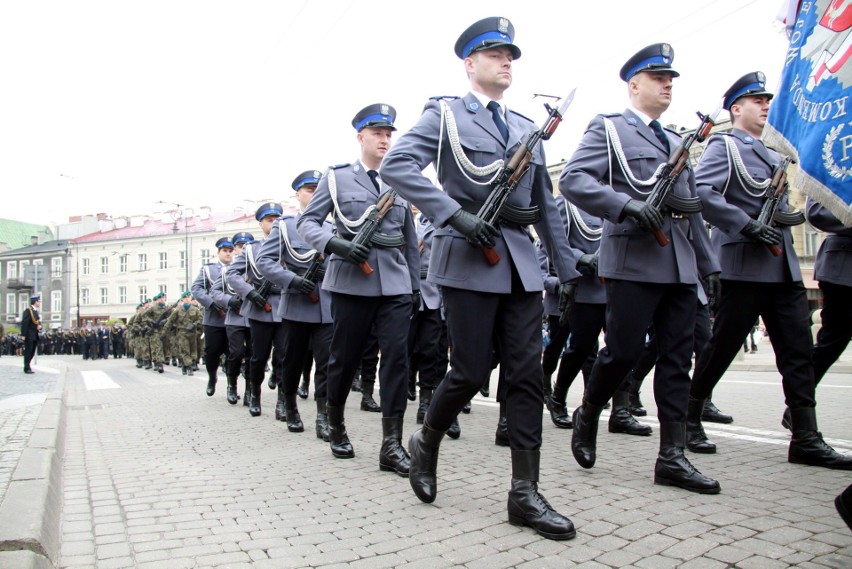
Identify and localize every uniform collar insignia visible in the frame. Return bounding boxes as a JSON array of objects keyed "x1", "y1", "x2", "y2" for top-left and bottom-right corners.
[
  {"x1": 626, "y1": 117, "x2": 637, "y2": 125},
  {"x1": 743, "y1": 135, "x2": 754, "y2": 144},
  {"x1": 469, "y1": 101, "x2": 480, "y2": 111}
]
